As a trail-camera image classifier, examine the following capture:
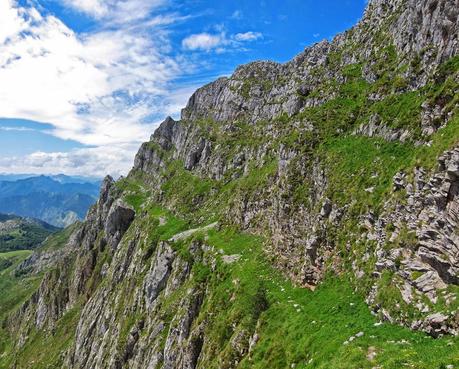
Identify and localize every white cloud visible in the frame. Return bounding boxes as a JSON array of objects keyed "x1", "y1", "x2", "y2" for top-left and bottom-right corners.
[
  {"x1": 61, "y1": 0, "x2": 166, "y2": 23},
  {"x1": 0, "y1": 126, "x2": 36, "y2": 132},
  {"x1": 182, "y1": 30, "x2": 263, "y2": 52},
  {"x1": 0, "y1": 144, "x2": 140, "y2": 178},
  {"x1": 0, "y1": 0, "x2": 28, "y2": 44},
  {"x1": 0, "y1": 0, "x2": 196, "y2": 177},
  {"x1": 230, "y1": 10, "x2": 243, "y2": 20},
  {"x1": 182, "y1": 33, "x2": 223, "y2": 51},
  {"x1": 61, "y1": 0, "x2": 107, "y2": 18},
  {"x1": 234, "y1": 31, "x2": 263, "y2": 42}
]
